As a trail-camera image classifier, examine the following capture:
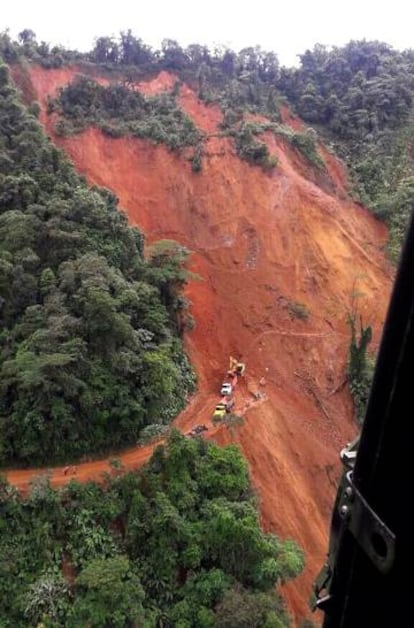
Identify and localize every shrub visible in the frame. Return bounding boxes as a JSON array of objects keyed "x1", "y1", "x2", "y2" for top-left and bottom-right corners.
[
  {"x1": 347, "y1": 314, "x2": 374, "y2": 423},
  {"x1": 138, "y1": 423, "x2": 171, "y2": 444},
  {"x1": 50, "y1": 76, "x2": 202, "y2": 152},
  {"x1": 288, "y1": 301, "x2": 310, "y2": 321}
]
